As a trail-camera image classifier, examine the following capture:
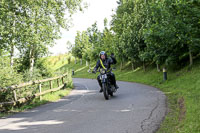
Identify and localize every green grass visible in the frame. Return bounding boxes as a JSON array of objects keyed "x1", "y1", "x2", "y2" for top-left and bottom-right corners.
[
  {"x1": 45, "y1": 53, "x2": 75, "y2": 71},
  {"x1": 58, "y1": 58, "x2": 200, "y2": 133}
]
